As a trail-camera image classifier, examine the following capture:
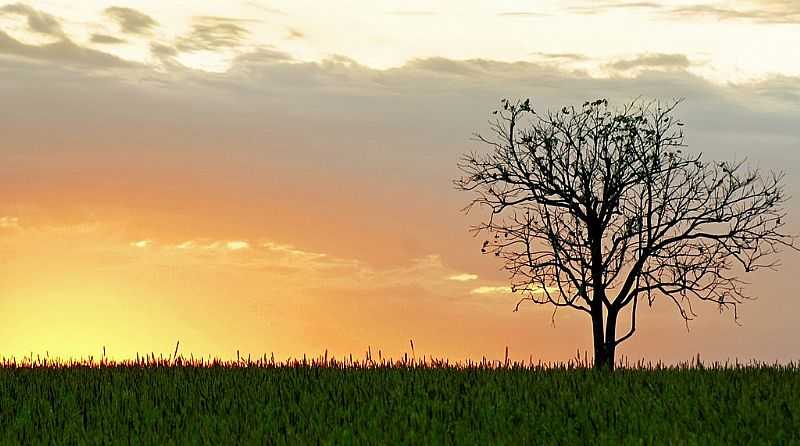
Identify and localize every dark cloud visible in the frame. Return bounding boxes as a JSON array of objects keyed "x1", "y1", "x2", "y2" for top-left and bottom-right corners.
[
  {"x1": 405, "y1": 57, "x2": 483, "y2": 76},
  {"x1": 104, "y1": 6, "x2": 158, "y2": 35},
  {"x1": 0, "y1": 3, "x2": 64, "y2": 36},
  {"x1": 400, "y1": 57, "x2": 578, "y2": 81},
  {"x1": 608, "y1": 53, "x2": 692, "y2": 71},
  {"x1": 232, "y1": 47, "x2": 293, "y2": 65},
  {"x1": 745, "y1": 76, "x2": 800, "y2": 103},
  {"x1": 168, "y1": 54, "x2": 800, "y2": 172},
  {"x1": 0, "y1": 30, "x2": 134, "y2": 68},
  {"x1": 150, "y1": 42, "x2": 178, "y2": 59},
  {"x1": 90, "y1": 33, "x2": 125, "y2": 45},
  {"x1": 0, "y1": 40, "x2": 797, "y2": 171},
  {"x1": 175, "y1": 17, "x2": 249, "y2": 52}
]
